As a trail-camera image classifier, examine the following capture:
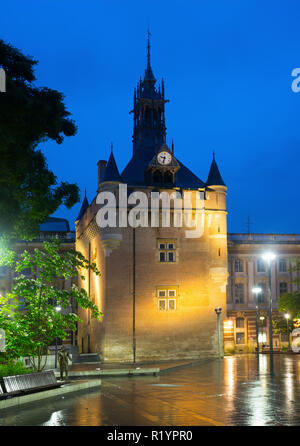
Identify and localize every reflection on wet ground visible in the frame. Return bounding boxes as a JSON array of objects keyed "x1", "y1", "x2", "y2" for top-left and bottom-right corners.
[{"x1": 1, "y1": 354, "x2": 300, "y2": 426}]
